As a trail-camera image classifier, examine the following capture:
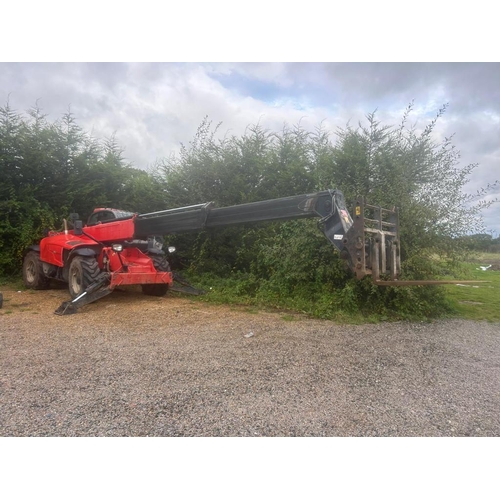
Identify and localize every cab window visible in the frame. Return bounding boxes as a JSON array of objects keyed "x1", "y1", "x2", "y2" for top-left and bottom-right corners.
[{"x1": 87, "y1": 211, "x2": 116, "y2": 226}]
